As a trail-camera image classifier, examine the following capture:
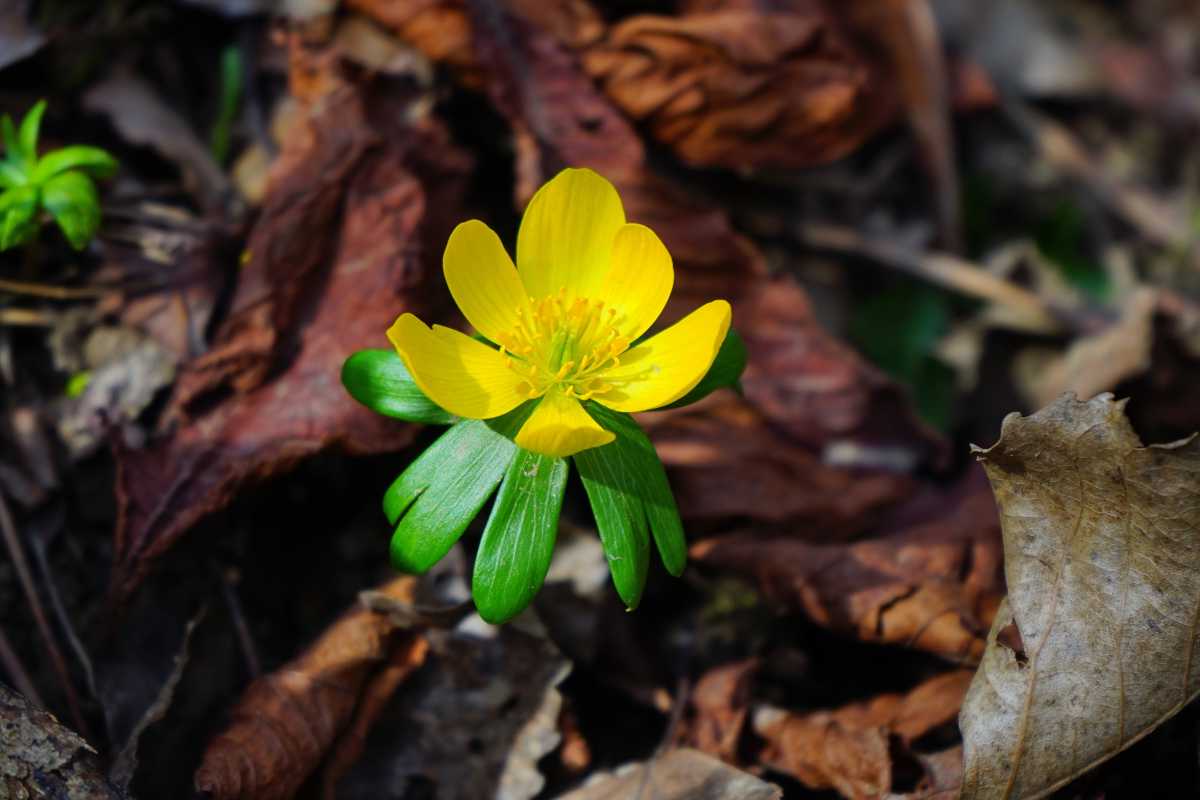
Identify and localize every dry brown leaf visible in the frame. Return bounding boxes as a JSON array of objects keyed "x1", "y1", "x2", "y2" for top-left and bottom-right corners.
[
  {"x1": 582, "y1": 6, "x2": 894, "y2": 171},
  {"x1": 1014, "y1": 288, "x2": 1158, "y2": 409},
  {"x1": 0, "y1": 684, "x2": 120, "y2": 800},
  {"x1": 344, "y1": 0, "x2": 603, "y2": 85},
  {"x1": 755, "y1": 670, "x2": 973, "y2": 800},
  {"x1": 171, "y1": 87, "x2": 377, "y2": 408},
  {"x1": 317, "y1": 635, "x2": 431, "y2": 799},
  {"x1": 682, "y1": 658, "x2": 759, "y2": 763},
  {"x1": 645, "y1": 393, "x2": 916, "y2": 530},
  {"x1": 692, "y1": 469, "x2": 1003, "y2": 661},
  {"x1": 961, "y1": 393, "x2": 1200, "y2": 799},
  {"x1": 365, "y1": 0, "x2": 894, "y2": 172},
  {"x1": 344, "y1": 0, "x2": 481, "y2": 84},
  {"x1": 194, "y1": 577, "x2": 429, "y2": 800},
  {"x1": 557, "y1": 747, "x2": 782, "y2": 800},
  {"x1": 112, "y1": 87, "x2": 471, "y2": 598}
]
